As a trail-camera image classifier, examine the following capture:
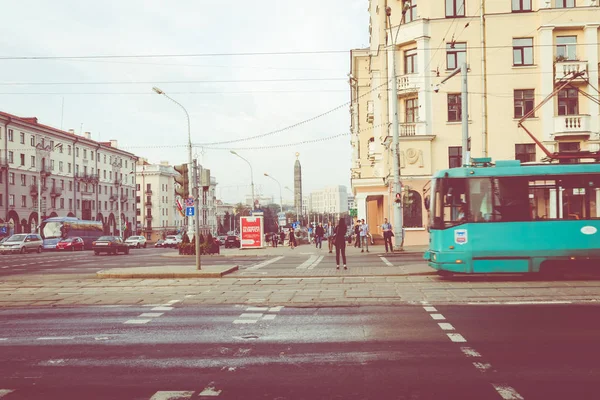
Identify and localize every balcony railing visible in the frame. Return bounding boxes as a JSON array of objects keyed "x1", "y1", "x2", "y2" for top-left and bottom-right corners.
[
  {"x1": 145, "y1": 189, "x2": 153, "y2": 194},
  {"x1": 29, "y1": 184, "x2": 47, "y2": 196},
  {"x1": 75, "y1": 172, "x2": 99, "y2": 184},
  {"x1": 555, "y1": 60, "x2": 588, "y2": 82},
  {"x1": 50, "y1": 186, "x2": 63, "y2": 198},
  {"x1": 553, "y1": 114, "x2": 591, "y2": 135},
  {"x1": 400, "y1": 121, "x2": 427, "y2": 137},
  {"x1": 145, "y1": 215, "x2": 152, "y2": 220},
  {"x1": 40, "y1": 166, "x2": 52, "y2": 177},
  {"x1": 109, "y1": 194, "x2": 119, "y2": 202},
  {"x1": 397, "y1": 74, "x2": 422, "y2": 96},
  {"x1": 0, "y1": 156, "x2": 8, "y2": 169}
]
